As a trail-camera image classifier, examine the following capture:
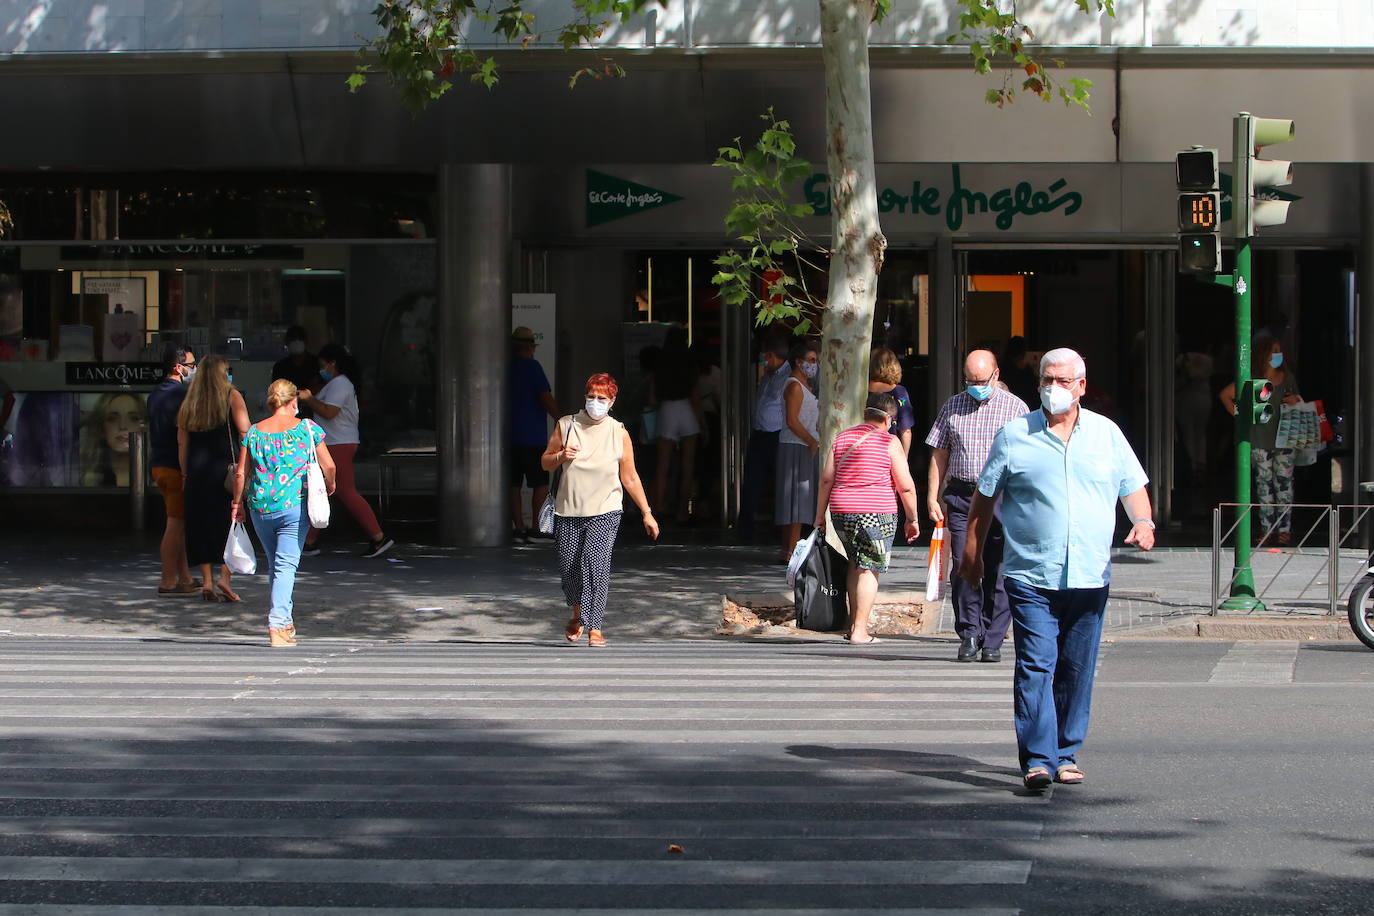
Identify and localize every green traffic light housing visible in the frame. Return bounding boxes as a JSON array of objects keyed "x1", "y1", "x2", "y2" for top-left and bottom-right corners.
[{"x1": 1238, "y1": 378, "x2": 1275, "y2": 435}]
